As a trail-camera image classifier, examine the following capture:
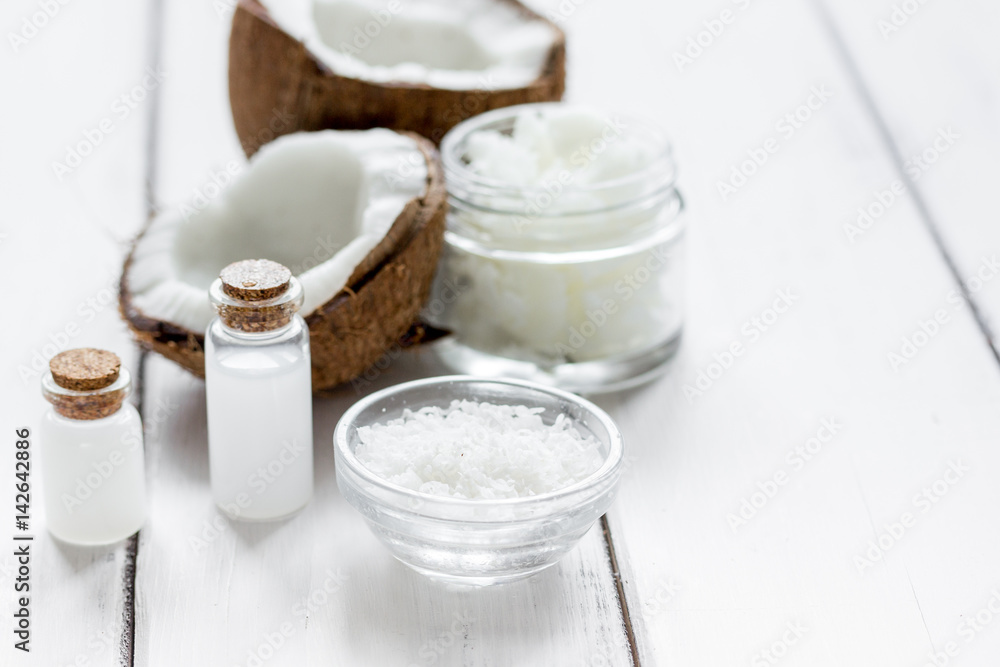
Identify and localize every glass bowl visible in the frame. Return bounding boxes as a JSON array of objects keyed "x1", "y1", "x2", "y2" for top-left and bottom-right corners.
[{"x1": 333, "y1": 375, "x2": 625, "y2": 585}]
